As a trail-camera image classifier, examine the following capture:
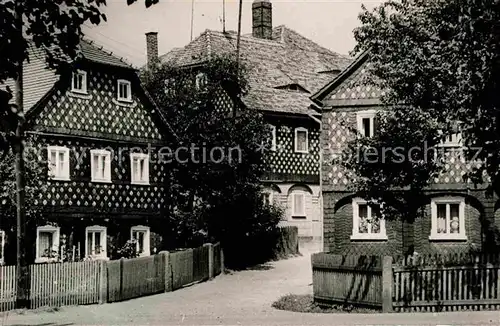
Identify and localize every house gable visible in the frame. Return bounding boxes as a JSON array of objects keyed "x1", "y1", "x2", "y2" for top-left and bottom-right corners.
[
  {"x1": 29, "y1": 64, "x2": 164, "y2": 143},
  {"x1": 311, "y1": 51, "x2": 383, "y2": 108}
]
